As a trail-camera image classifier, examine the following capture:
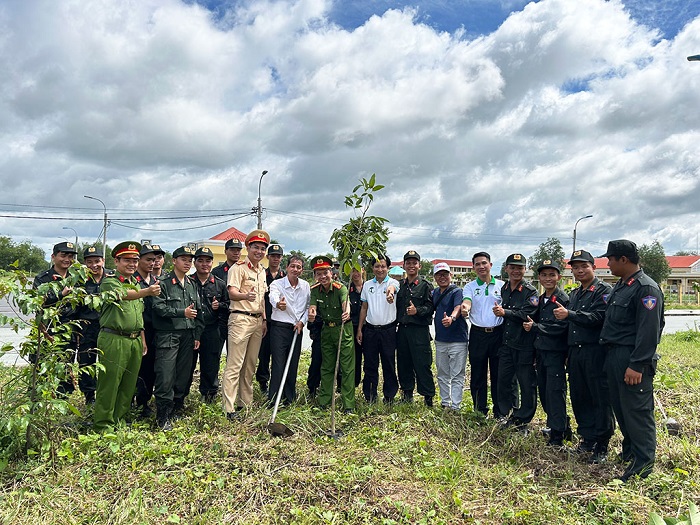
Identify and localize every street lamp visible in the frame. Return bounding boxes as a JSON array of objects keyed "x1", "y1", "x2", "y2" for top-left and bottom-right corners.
[
  {"x1": 84, "y1": 195, "x2": 108, "y2": 252},
  {"x1": 257, "y1": 170, "x2": 268, "y2": 229},
  {"x1": 688, "y1": 55, "x2": 700, "y2": 61},
  {"x1": 573, "y1": 215, "x2": 593, "y2": 252},
  {"x1": 62, "y1": 227, "x2": 78, "y2": 248}
]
